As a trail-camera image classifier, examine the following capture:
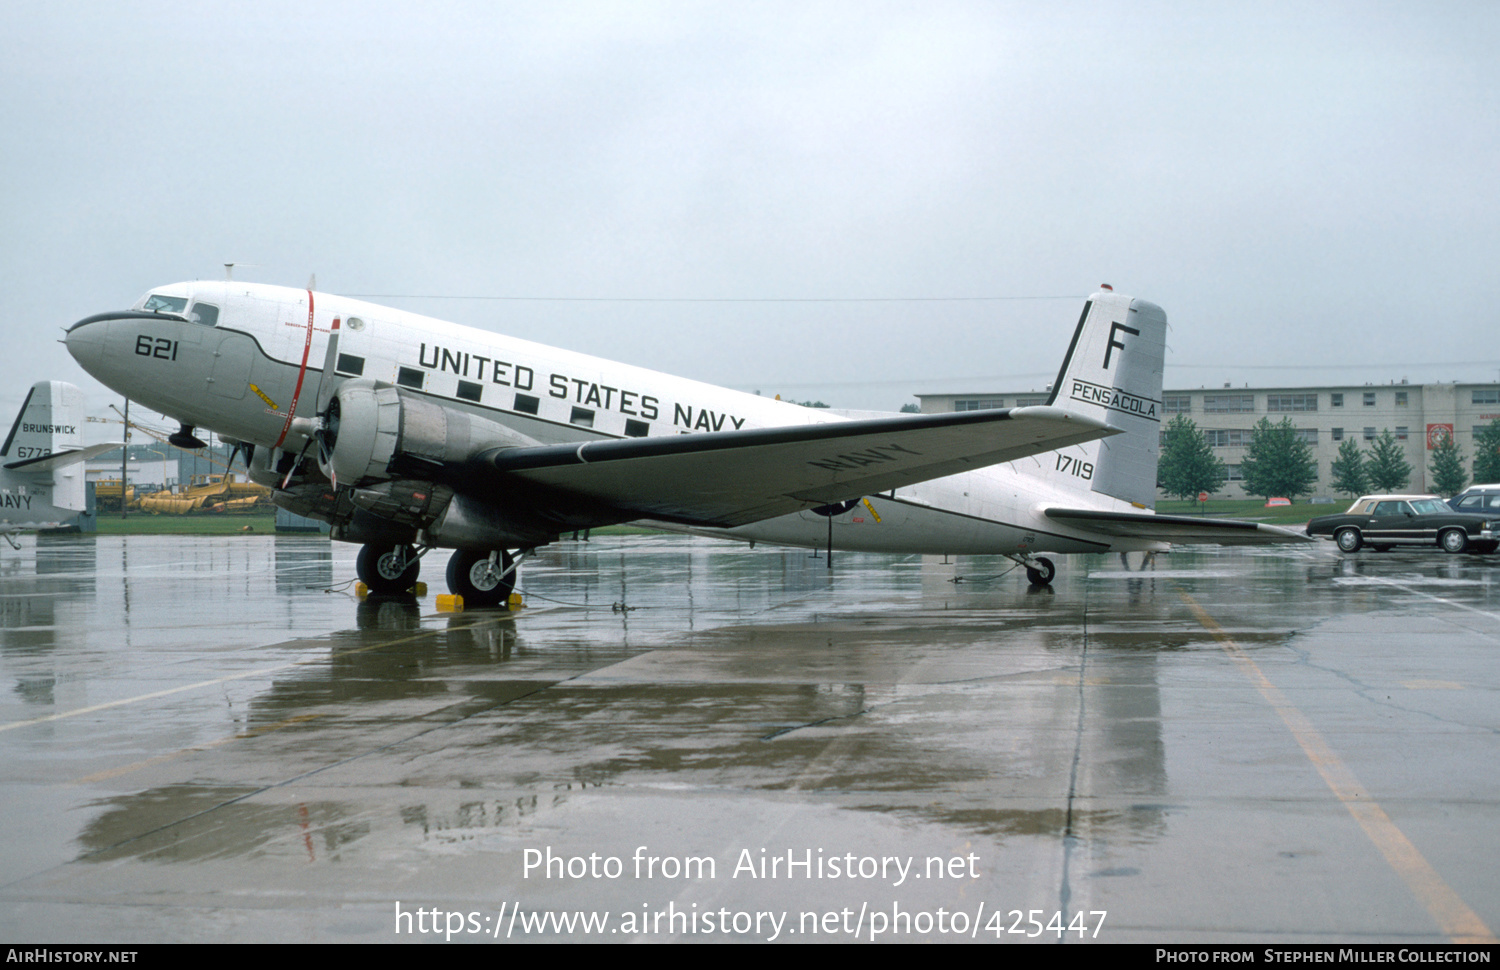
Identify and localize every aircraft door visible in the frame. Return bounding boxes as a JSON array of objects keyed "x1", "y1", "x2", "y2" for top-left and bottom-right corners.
[{"x1": 208, "y1": 331, "x2": 257, "y2": 400}]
